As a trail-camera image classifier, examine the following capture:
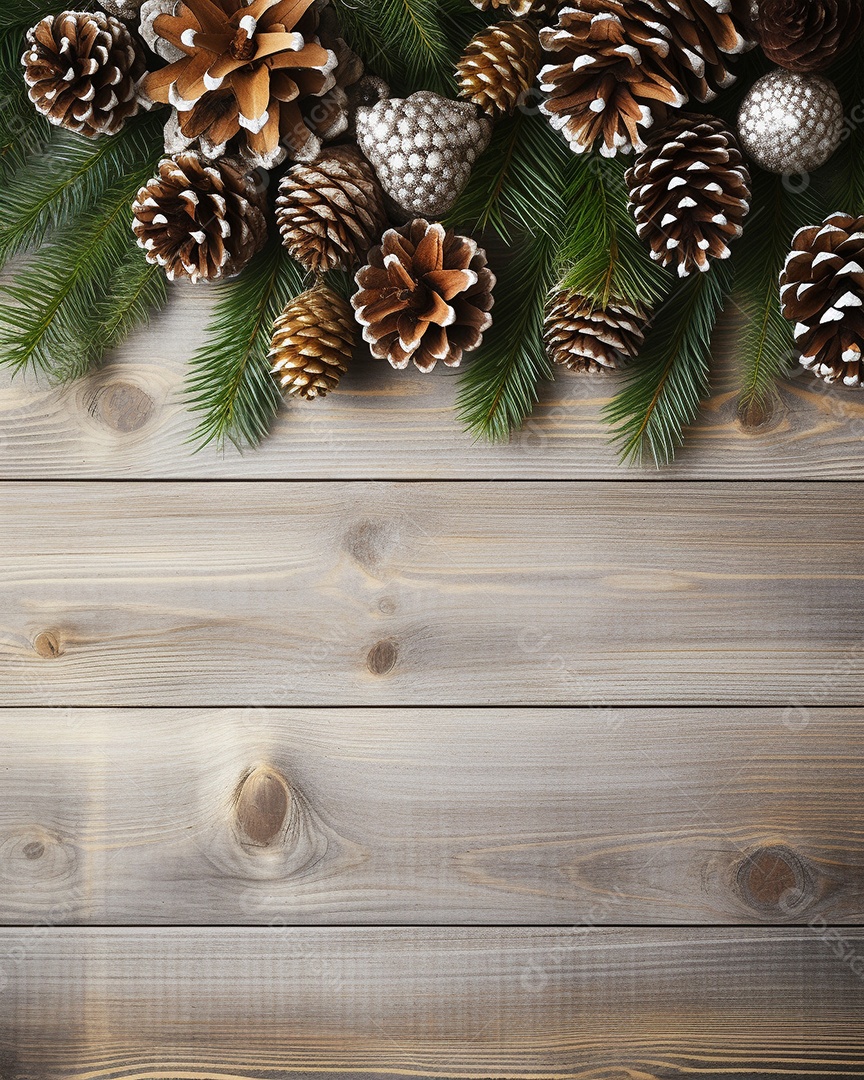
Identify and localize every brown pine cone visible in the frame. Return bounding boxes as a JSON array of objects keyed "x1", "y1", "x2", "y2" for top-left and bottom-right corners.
[
  {"x1": 456, "y1": 21, "x2": 541, "y2": 117},
  {"x1": 276, "y1": 147, "x2": 388, "y2": 274},
  {"x1": 22, "y1": 11, "x2": 145, "y2": 138},
  {"x1": 756, "y1": 0, "x2": 862, "y2": 72},
  {"x1": 626, "y1": 114, "x2": 750, "y2": 277},
  {"x1": 139, "y1": 0, "x2": 340, "y2": 169},
  {"x1": 270, "y1": 285, "x2": 357, "y2": 400},
  {"x1": 132, "y1": 152, "x2": 267, "y2": 284},
  {"x1": 780, "y1": 213, "x2": 864, "y2": 387},
  {"x1": 470, "y1": 0, "x2": 560, "y2": 18},
  {"x1": 544, "y1": 293, "x2": 647, "y2": 372},
  {"x1": 352, "y1": 219, "x2": 496, "y2": 371},
  {"x1": 538, "y1": 1, "x2": 754, "y2": 156}
]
